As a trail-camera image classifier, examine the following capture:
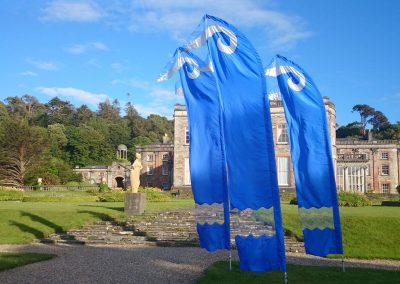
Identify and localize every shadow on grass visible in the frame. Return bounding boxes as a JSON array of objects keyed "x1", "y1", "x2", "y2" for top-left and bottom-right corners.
[
  {"x1": 20, "y1": 211, "x2": 63, "y2": 233},
  {"x1": 9, "y1": 221, "x2": 45, "y2": 239},
  {"x1": 78, "y1": 204, "x2": 124, "y2": 212},
  {"x1": 77, "y1": 210, "x2": 115, "y2": 221}
]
